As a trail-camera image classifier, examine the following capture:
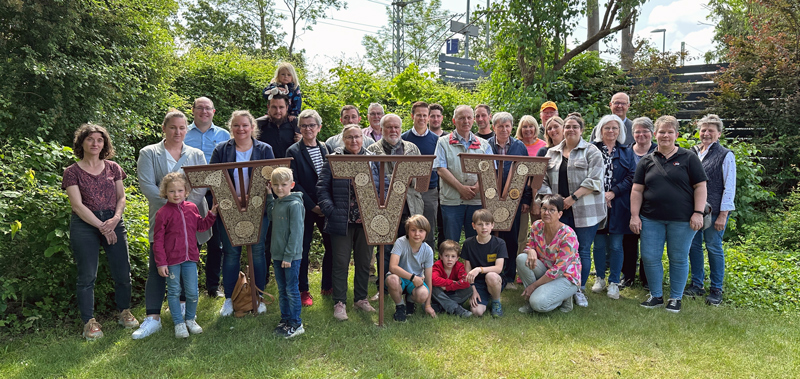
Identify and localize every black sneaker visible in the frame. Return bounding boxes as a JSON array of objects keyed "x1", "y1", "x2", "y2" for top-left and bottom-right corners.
[
  {"x1": 273, "y1": 321, "x2": 287, "y2": 335},
  {"x1": 640, "y1": 295, "x2": 664, "y2": 308},
  {"x1": 706, "y1": 288, "x2": 723, "y2": 306},
  {"x1": 393, "y1": 304, "x2": 407, "y2": 322},
  {"x1": 454, "y1": 306, "x2": 472, "y2": 318},
  {"x1": 284, "y1": 324, "x2": 305, "y2": 339},
  {"x1": 430, "y1": 303, "x2": 445, "y2": 314},
  {"x1": 405, "y1": 301, "x2": 416, "y2": 315},
  {"x1": 683, "y1": 285, "x2": 706, "y2": 298},
  {"x1": 665, "y1": 298, "x2": 682, "y2": 313}
]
